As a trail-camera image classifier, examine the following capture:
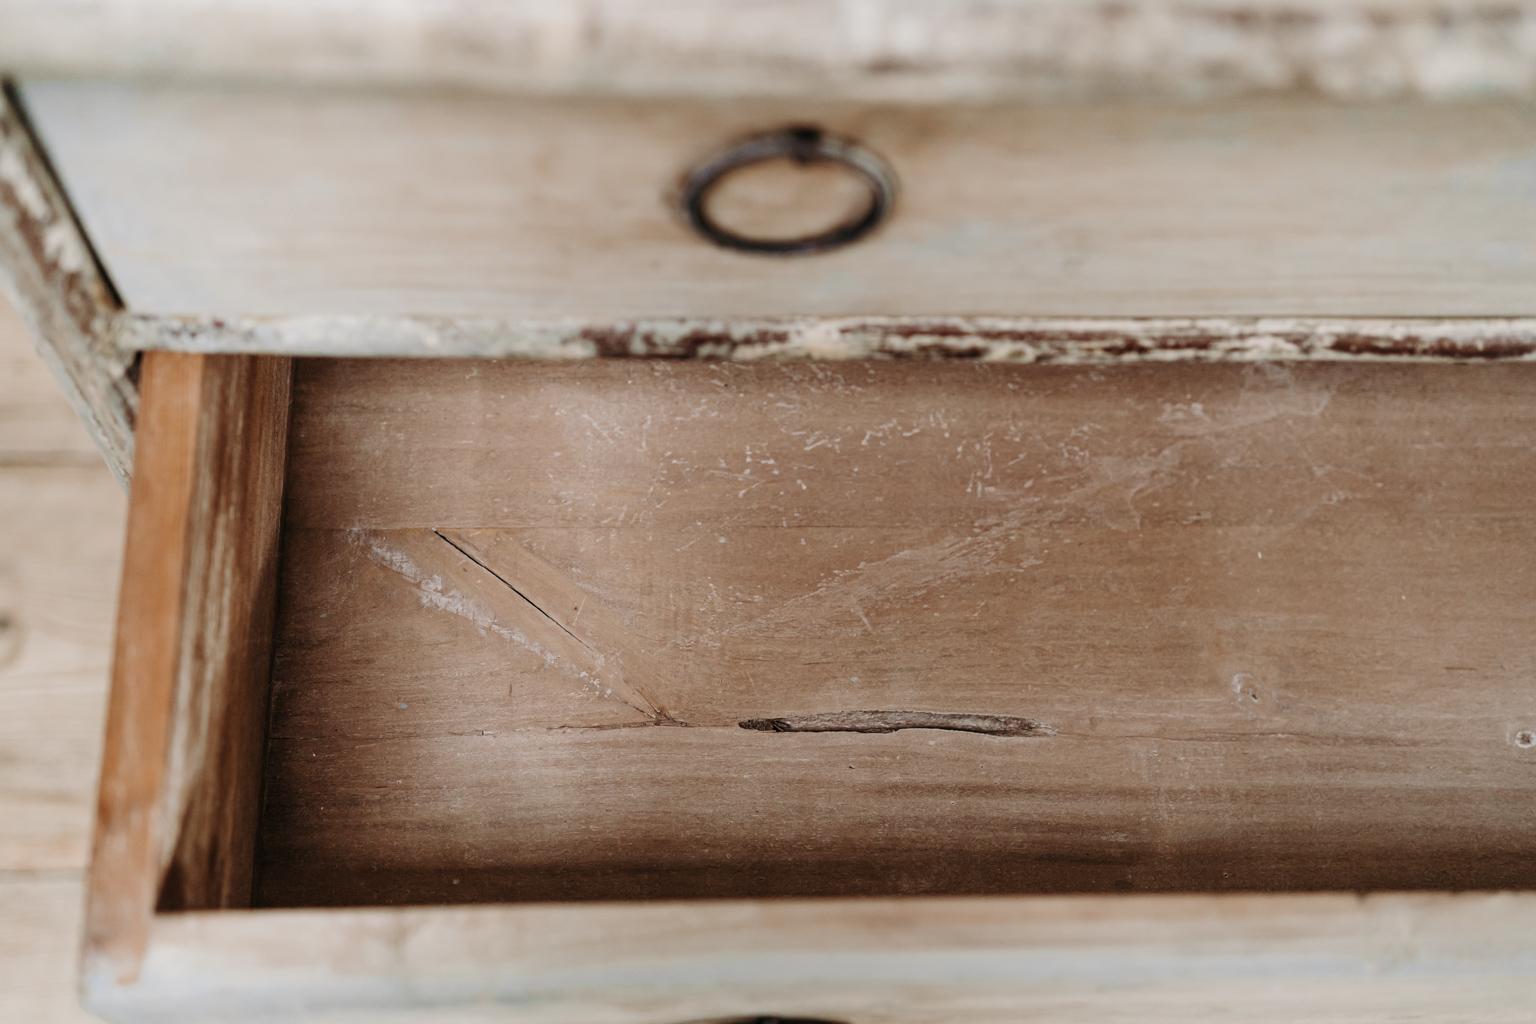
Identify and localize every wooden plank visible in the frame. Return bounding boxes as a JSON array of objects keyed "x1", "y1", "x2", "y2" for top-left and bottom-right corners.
[
  {"x1": 85, "y1": 351, "x2": 292, "y2": 987},
  {"x1": 24, "y1": 82, "x2": 1536, "y2": 323},
  {"x1": 0, "y1": 464, "x2": 121, "y2": 871},
  {"x1": 86, "y1": 893, "x2": 1536, "y2": 1022},
  {"x1": 0, "y1": 253, "x2": 120, "y2": 875},
  {"x1": 0, "y1": 83, "x2": 134, "y2": 482},
  {"x1": 0, "y1": 292, "x2": 122, "y2": 1023},
  {"x1": 0, "y1": 296, "x2": 102, "y2": 462},
  {"x1": 0, "y1": 877, "x2": 99, "y2": 1024},
  {"x1": 4, "y1": 0, "x2": 1536, "y2": 102},
  {"x1": 257, "y1": 358, "x2": 1536, "y2": 907},
  {"x1": 119, "y1": 312, "x2": 1536, "y2": 364}
]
